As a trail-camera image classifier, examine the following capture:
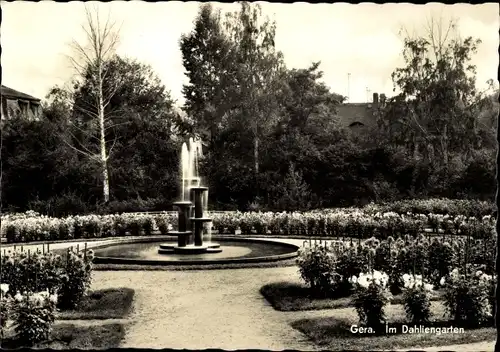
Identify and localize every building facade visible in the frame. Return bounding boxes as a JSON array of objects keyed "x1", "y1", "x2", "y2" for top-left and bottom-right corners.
[
  {"x1": 1, "y1": 85, "x2": 42, "y2": 120},
  {"x1": 336, "y1": 92, "x2": 386, "y2": 131}
]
